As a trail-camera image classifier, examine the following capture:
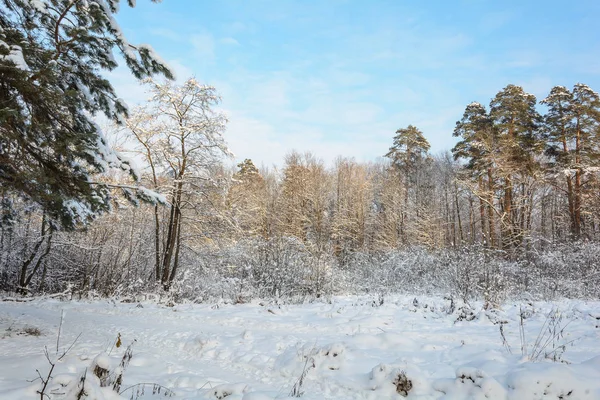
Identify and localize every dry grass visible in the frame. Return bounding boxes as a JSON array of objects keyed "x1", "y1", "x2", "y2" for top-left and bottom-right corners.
[{"x1": 393, "y1": 371, "x2": 413, "y2": 397}]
